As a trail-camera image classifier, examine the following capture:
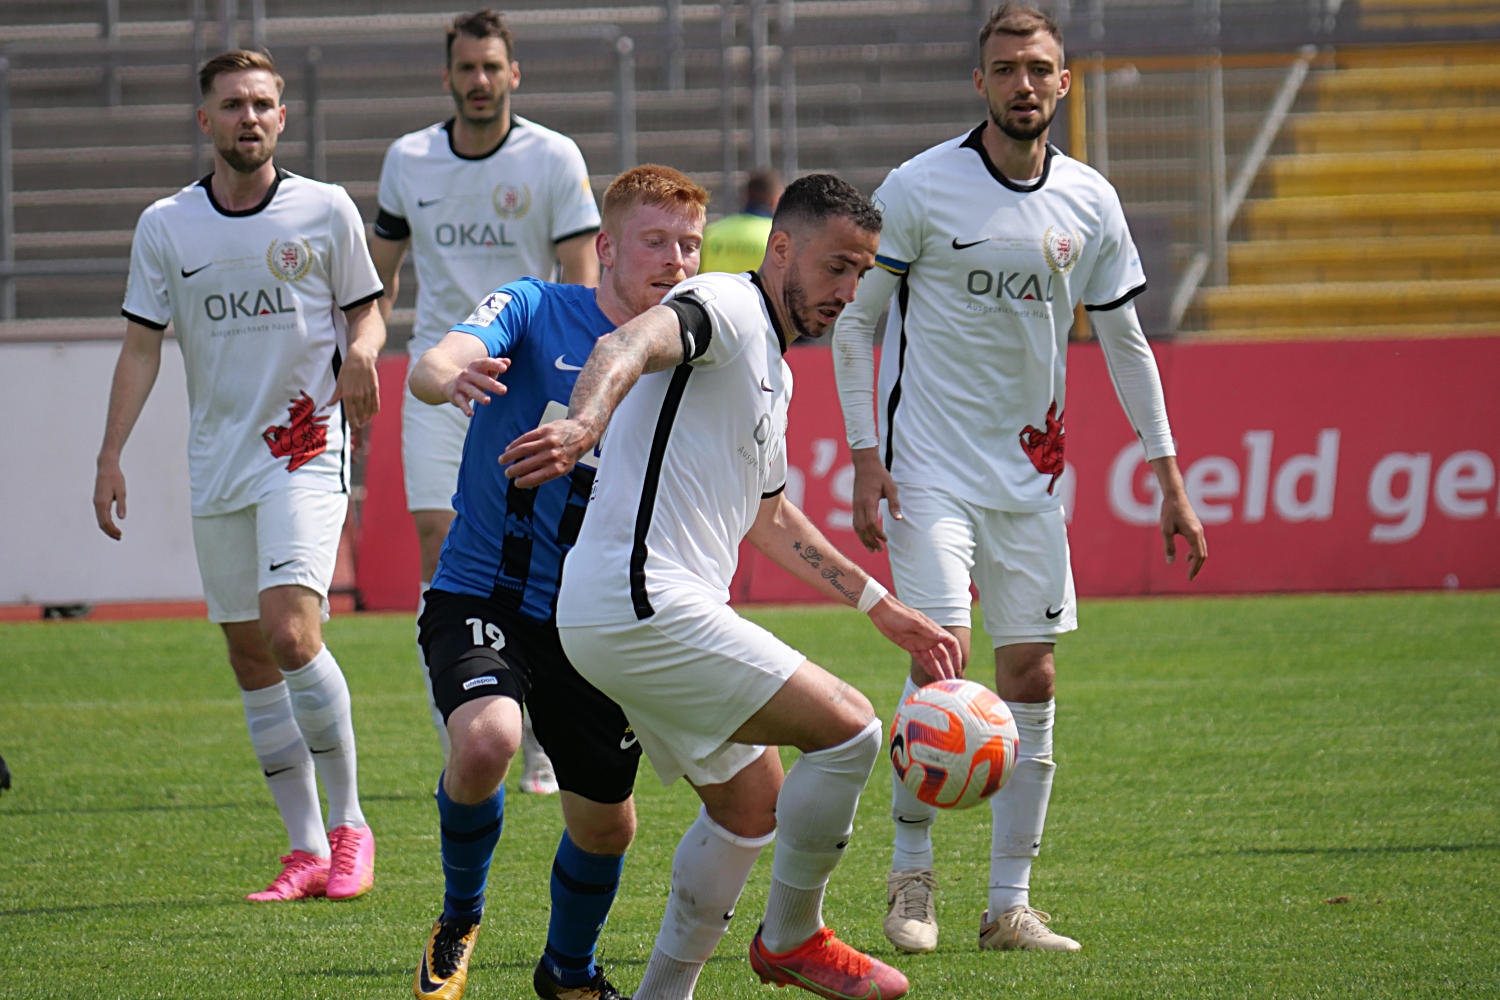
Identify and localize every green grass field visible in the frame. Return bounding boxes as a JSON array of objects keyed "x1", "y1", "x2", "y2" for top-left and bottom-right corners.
[{"x1": 2, "y1": 592, "x2": 1497, "y2": 999}]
